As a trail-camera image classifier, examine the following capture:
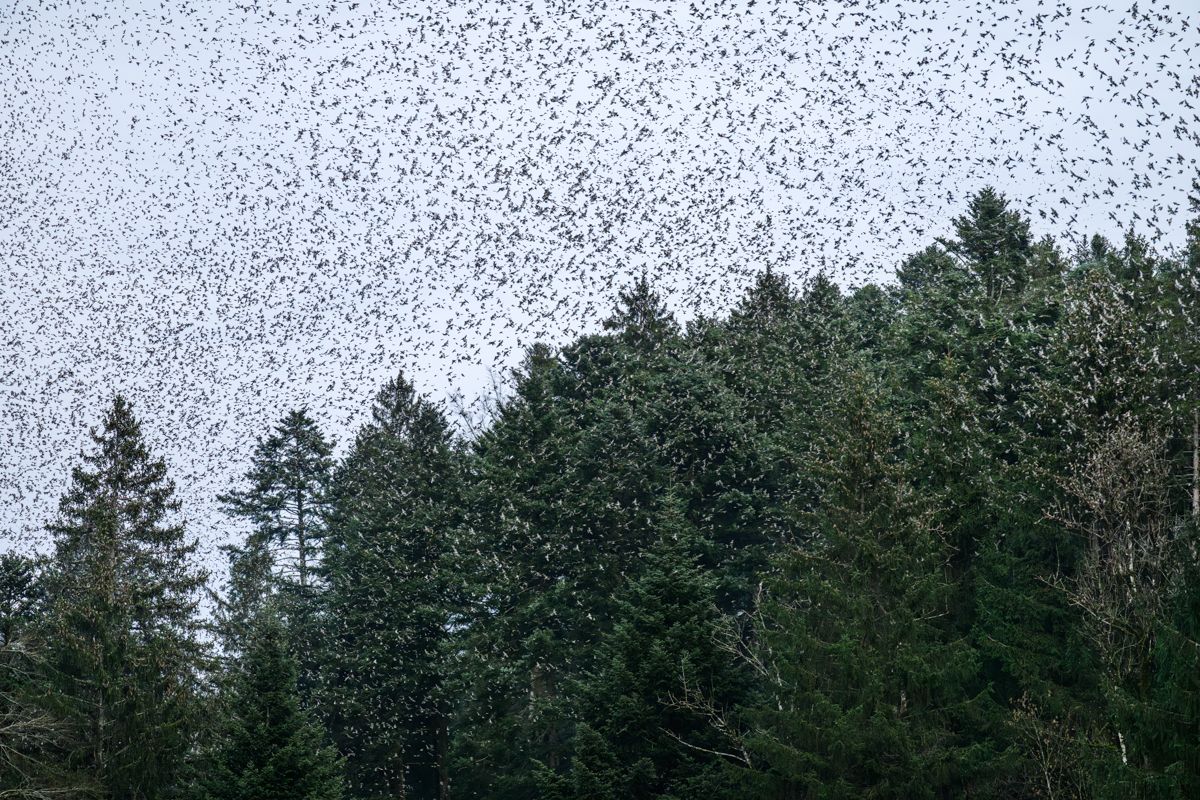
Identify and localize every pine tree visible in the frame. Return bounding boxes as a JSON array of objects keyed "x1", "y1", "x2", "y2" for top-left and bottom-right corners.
[
  {"x1": 602, "y1": 275, "x2": 678, "y2": 350},
  {"x1": 896, "y1": 244, "x2": 967, "y2": 297},
  {"x1": 0, "y1": 553, "x2": 42, "y2": 648},
  {"x1": 727, "y1": 268, "x2": 799, "y2": 332},
  {"x1": 943, "y1": 187, "x2": 1033, "y2": 303},
  {"x1": 214, "y1": 535, "x2": 274, "y2": 658},
  {"x1": 202, "y1": 609, "x2": 343, "y2": 800},
  {"x1": 219, "y1": 409, "x2": 335, "y2": 597},
  {"x1": 41, "y1": 395, "x2": 208, "y2": 800},
  {"x1": 454, "y1": 335, "x2": 676, "y2": 797},
  {"x1": 553, "y1": 497, "x2": 747, "y2": 800},
  {"x1": 0, "y1": 553, "x2": 91, "y2": 799}
]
